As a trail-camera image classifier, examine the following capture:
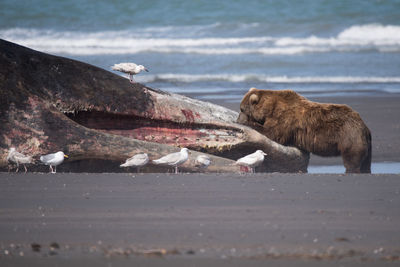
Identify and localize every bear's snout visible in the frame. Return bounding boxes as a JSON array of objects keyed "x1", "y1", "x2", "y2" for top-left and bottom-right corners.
[{"x1": 237, "y1": 112, "x2": 248, "y2": 124}]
